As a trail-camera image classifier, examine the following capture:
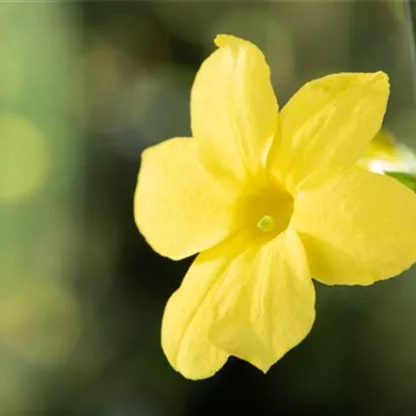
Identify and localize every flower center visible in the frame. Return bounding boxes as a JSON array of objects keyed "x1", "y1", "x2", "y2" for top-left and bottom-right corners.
[
  {"x1": 235, "y1": 175, "x2": 294, "y2": 241},
  {"x1": 256, "y1": 215, "x2": 275, "y2": 232}
]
